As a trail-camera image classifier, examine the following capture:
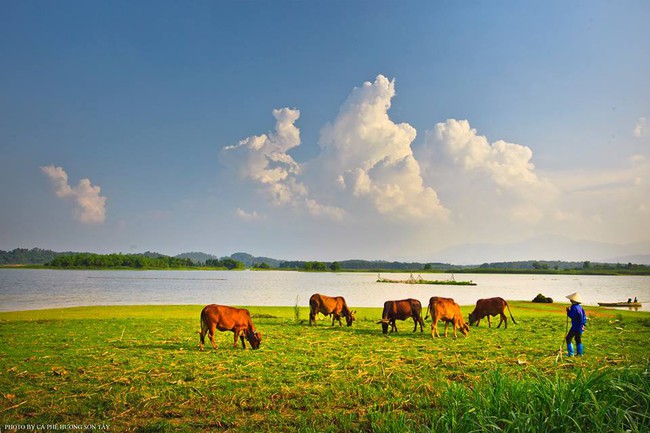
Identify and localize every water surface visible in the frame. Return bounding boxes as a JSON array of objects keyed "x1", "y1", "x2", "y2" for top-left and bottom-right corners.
[{"x1": 0, "y1": 269, "x2": 648, "y2": 312}]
